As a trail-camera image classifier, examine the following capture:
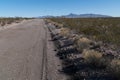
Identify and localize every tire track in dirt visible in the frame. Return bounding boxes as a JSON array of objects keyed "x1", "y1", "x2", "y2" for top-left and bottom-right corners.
[{"x1": 41, "y1": 26, "x2": 48, "y2": 80}]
